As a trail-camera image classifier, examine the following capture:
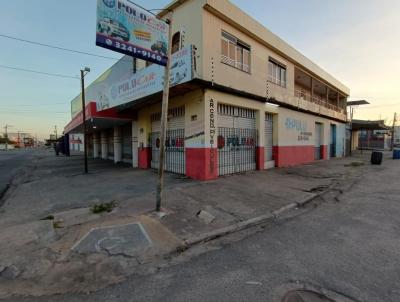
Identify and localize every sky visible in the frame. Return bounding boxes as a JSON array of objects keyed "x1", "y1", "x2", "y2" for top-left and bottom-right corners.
[{"x1": 0, "y1": 0, "x2": 399, "y2": 140}]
